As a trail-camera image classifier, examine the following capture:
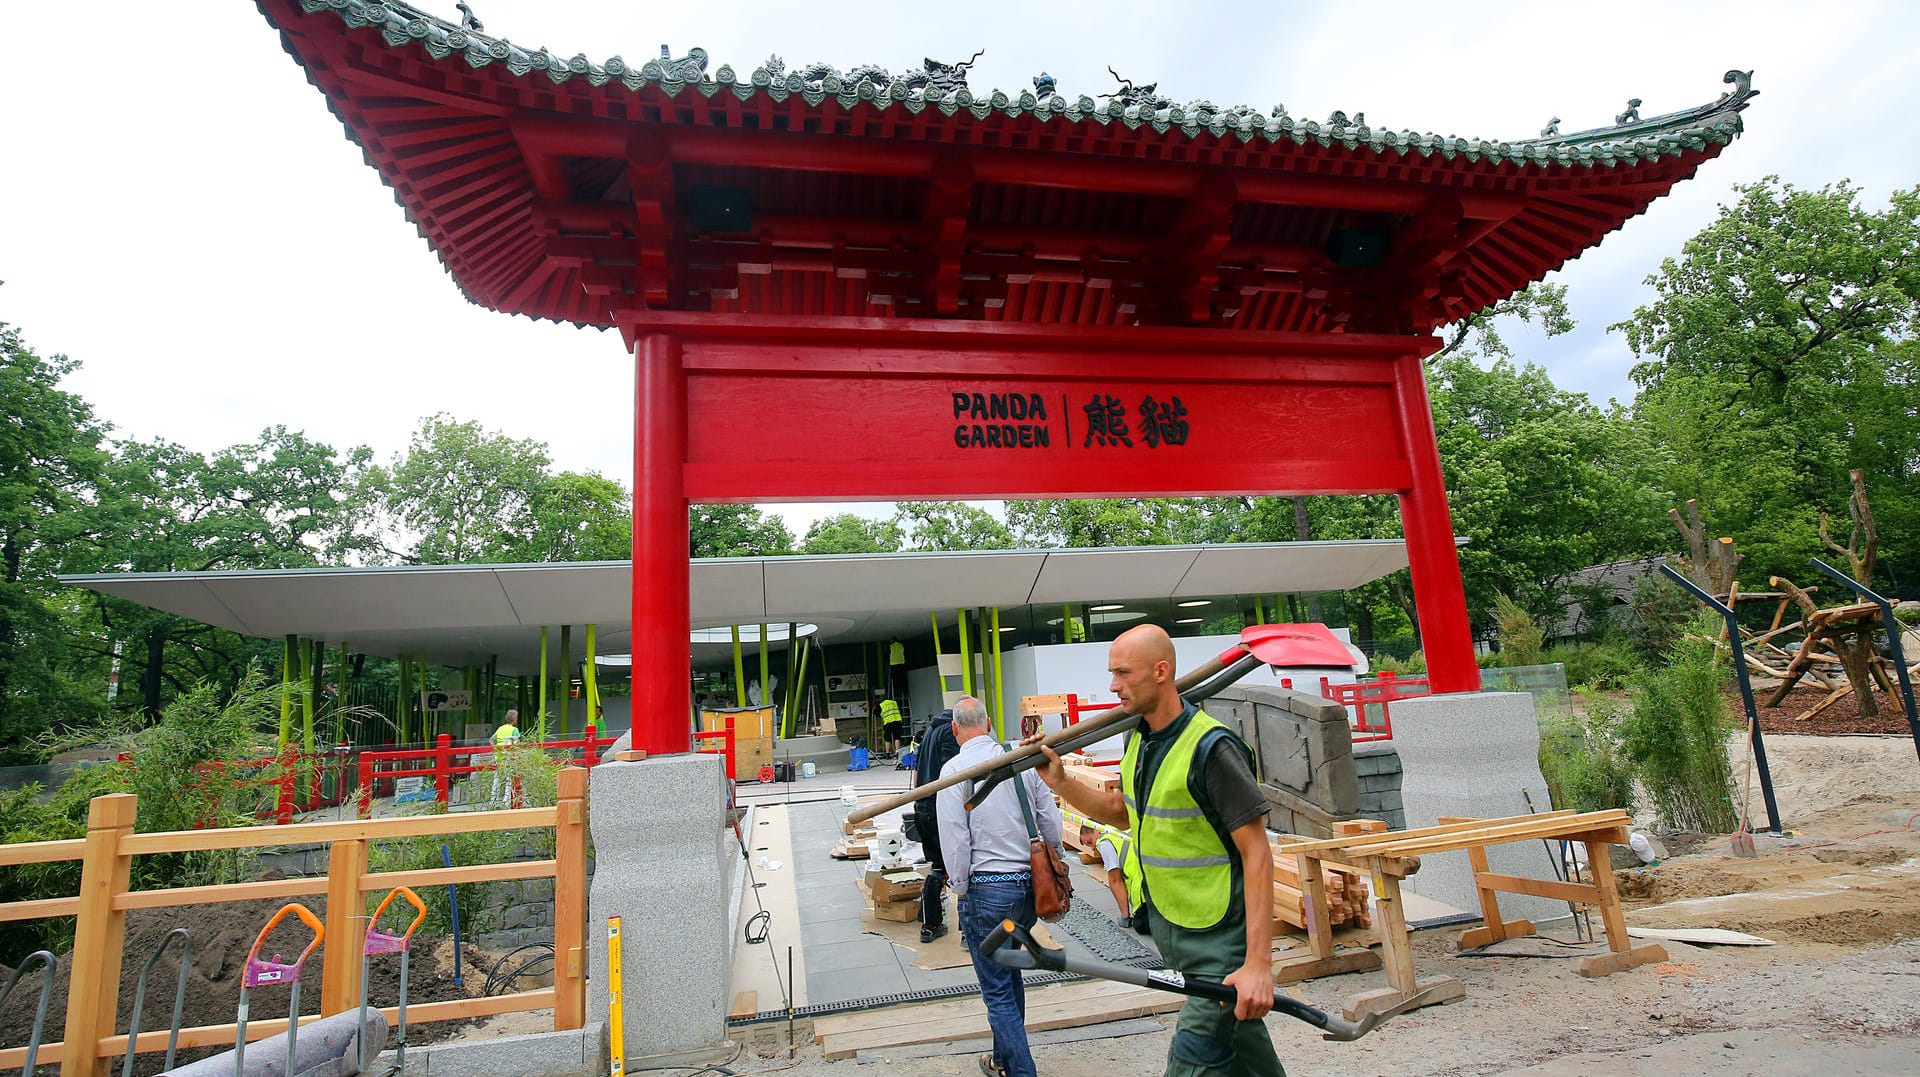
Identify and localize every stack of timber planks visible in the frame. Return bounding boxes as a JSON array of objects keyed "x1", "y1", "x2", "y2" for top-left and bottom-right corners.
[
  {"x1": 1269, "y1": 820, "x2": 1383, "y2": 933},
  {"x1": 1271, "y1": 848, "x2": 1370, "y2": 932}
]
